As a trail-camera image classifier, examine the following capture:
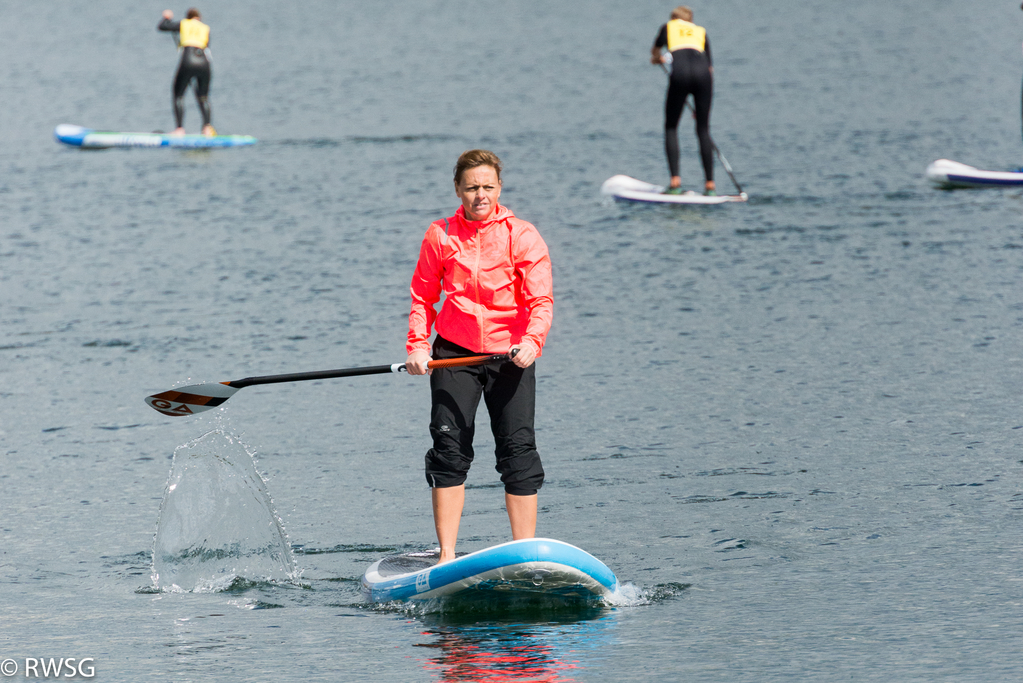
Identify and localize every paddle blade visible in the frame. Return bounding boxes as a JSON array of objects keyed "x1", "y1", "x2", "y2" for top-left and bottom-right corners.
[{"x1": 145, "y1": 382, "x2": 239, "y2": 417}]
